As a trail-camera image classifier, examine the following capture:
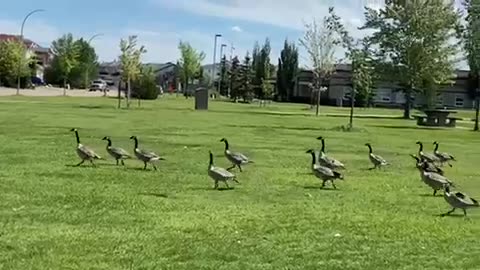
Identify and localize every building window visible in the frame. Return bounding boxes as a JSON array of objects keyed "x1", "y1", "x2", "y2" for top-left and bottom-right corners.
[
  {"x1": 381, "y1": 96, "x2": 391, "y2": 102},
  {"x1": 455, "y1": 95, "x2": 464, "y2": 107},
  {"x1": 436, "y1": 95, "x2": 443, "y2": 107}
]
